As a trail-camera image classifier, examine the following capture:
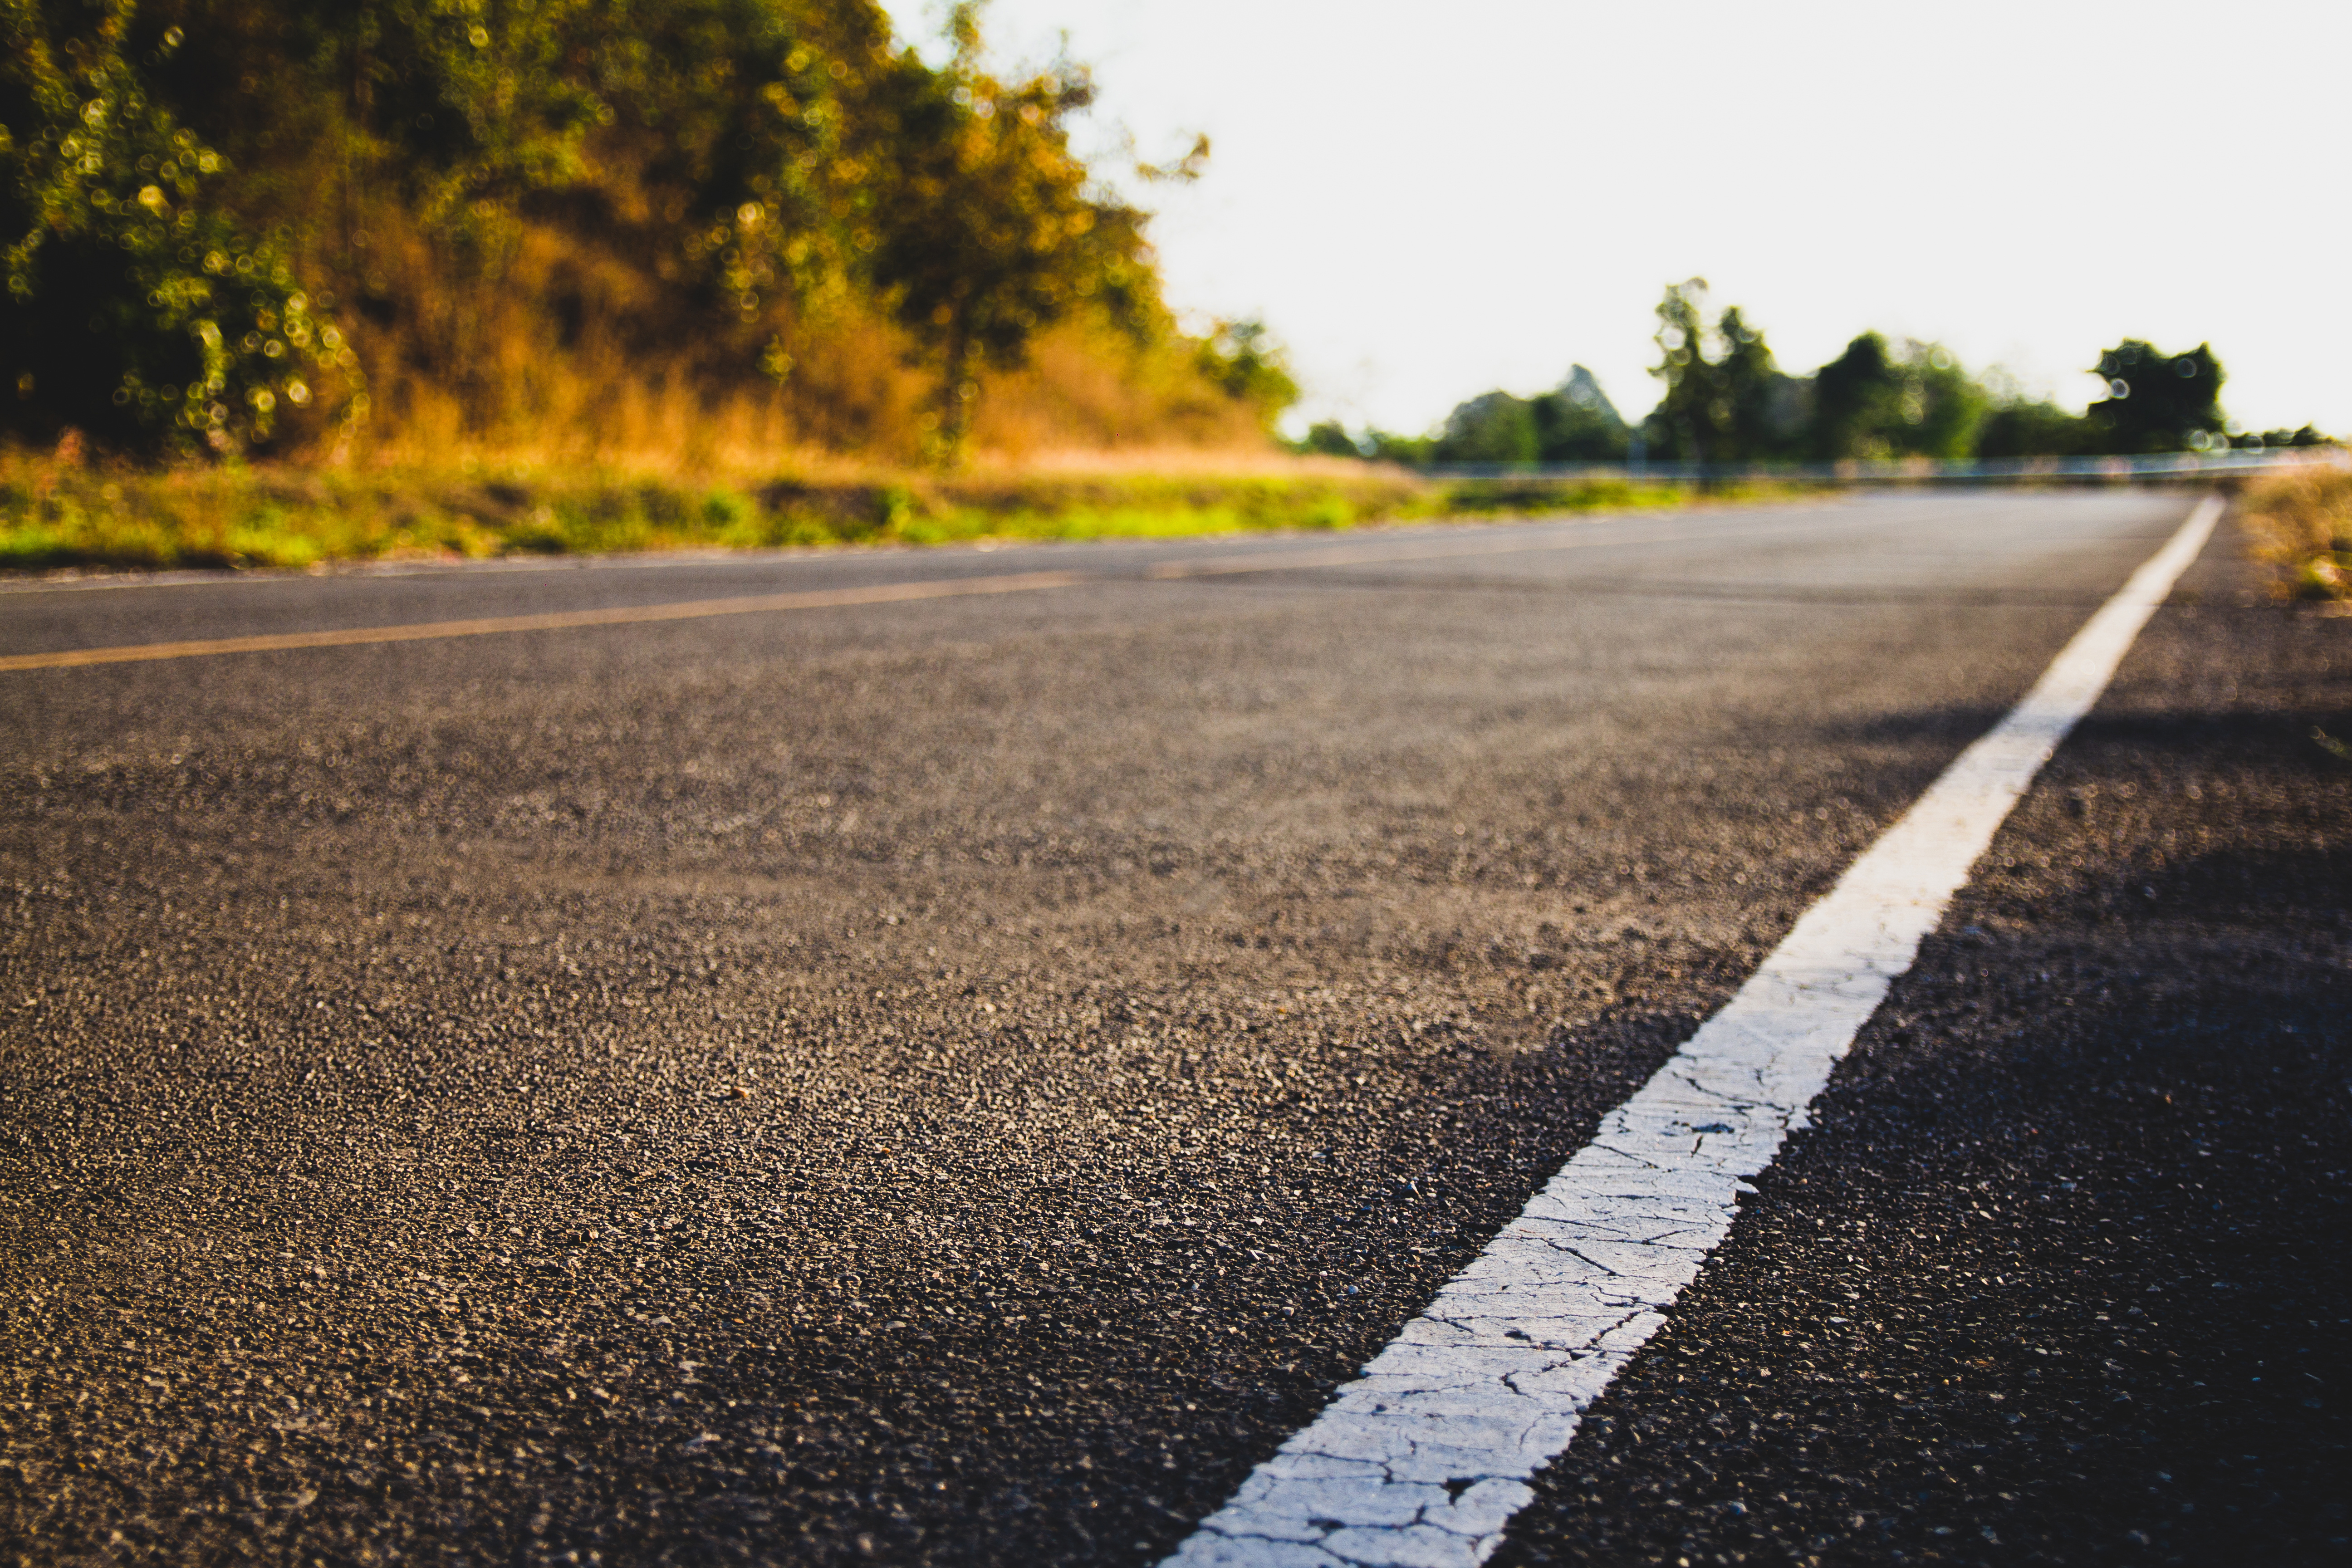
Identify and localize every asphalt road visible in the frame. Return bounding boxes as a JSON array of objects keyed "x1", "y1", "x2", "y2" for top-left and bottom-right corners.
[{"x1": 1, "y1": 491, "x2": 2342, "y2": 1566}]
